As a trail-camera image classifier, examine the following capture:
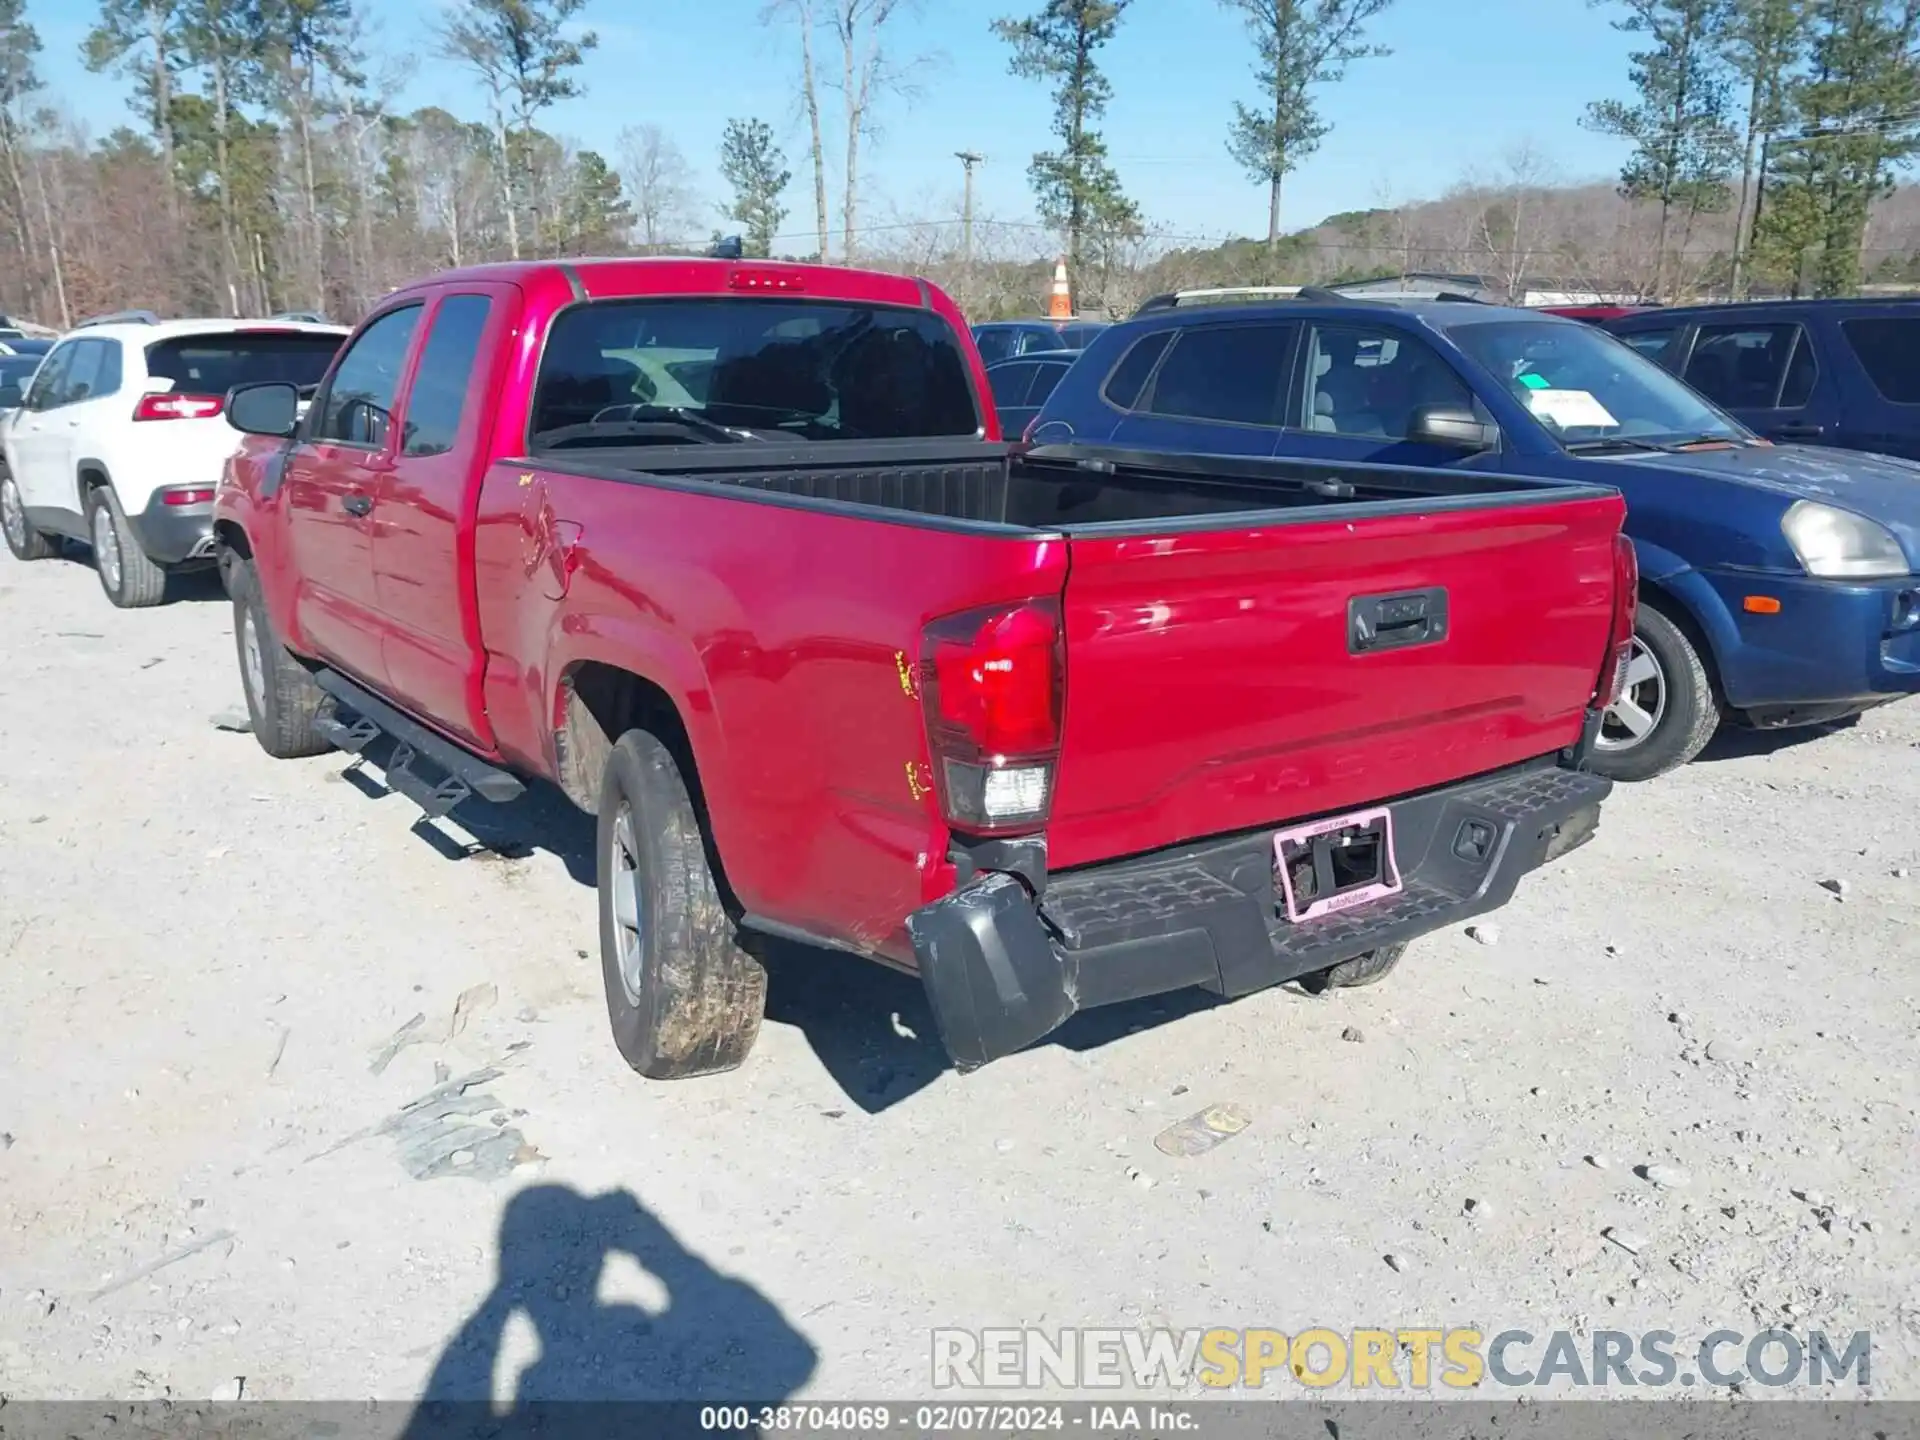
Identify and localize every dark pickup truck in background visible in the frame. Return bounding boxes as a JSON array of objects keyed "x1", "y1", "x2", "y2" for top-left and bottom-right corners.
[{"x1": 212, "y1": 256, "x2": 1632, "y2": 1079}]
